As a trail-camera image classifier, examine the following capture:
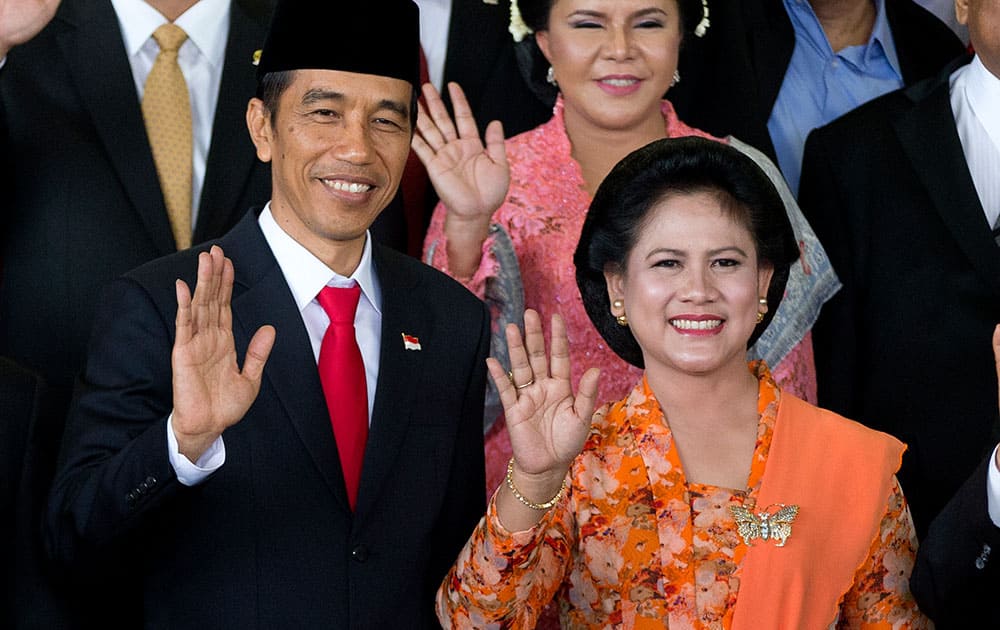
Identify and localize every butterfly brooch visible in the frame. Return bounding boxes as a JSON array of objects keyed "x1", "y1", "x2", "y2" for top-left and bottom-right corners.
[{"x1": 730, "y1": 503, "x2": 800, "y2": 547}]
